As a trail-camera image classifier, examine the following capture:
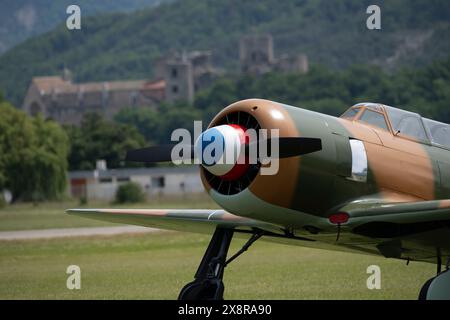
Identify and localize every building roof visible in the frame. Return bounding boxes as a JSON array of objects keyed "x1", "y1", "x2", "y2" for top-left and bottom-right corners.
[
  {"x1": 32, "y1": 76, "x2": 73, "y2": 94},
  {"x1": 69, "y1": 166, "x2": 200, "y2": 179},
  {"x1": 32, "y1": 76, "x2": 165, "y2": 95},
  {"x1": 143, "y1": 79, "x2": 165, "y2": 90}
]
